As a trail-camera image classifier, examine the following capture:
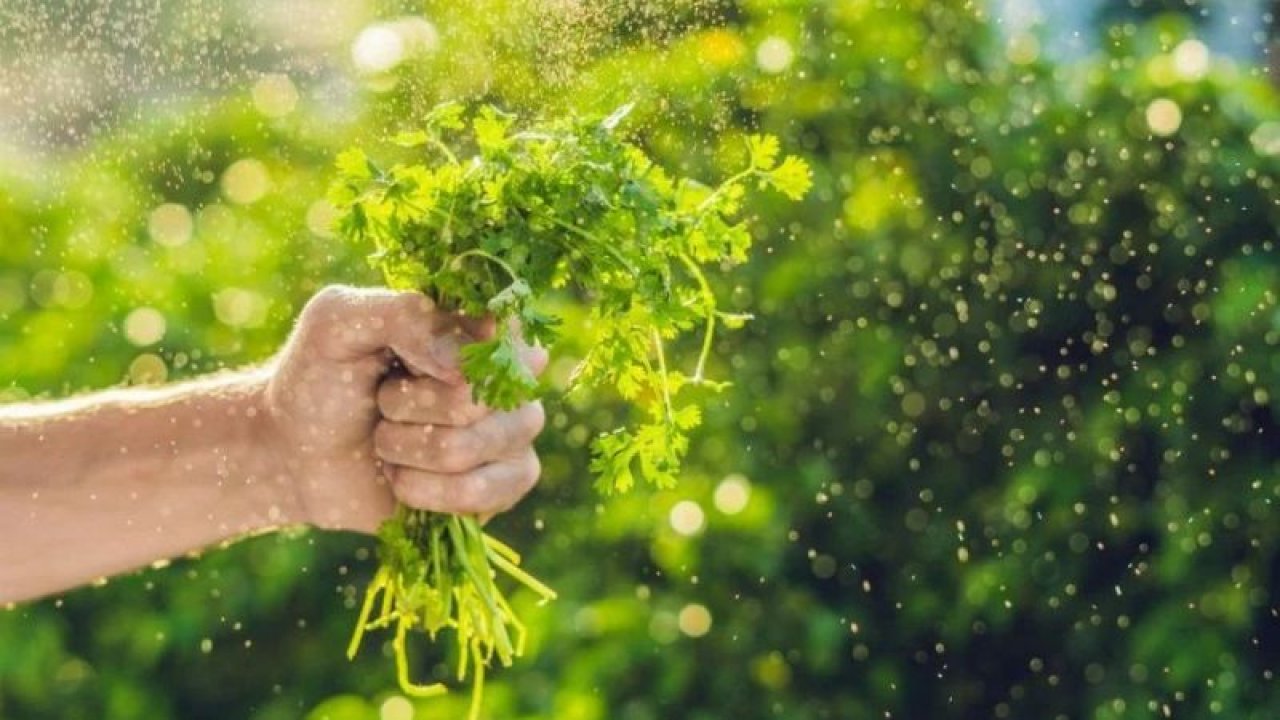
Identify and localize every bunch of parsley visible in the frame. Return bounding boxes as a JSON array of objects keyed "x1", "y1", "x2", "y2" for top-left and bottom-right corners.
[{"x1": 330, "y1": 101, "x2": 809, "y2": 717}]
